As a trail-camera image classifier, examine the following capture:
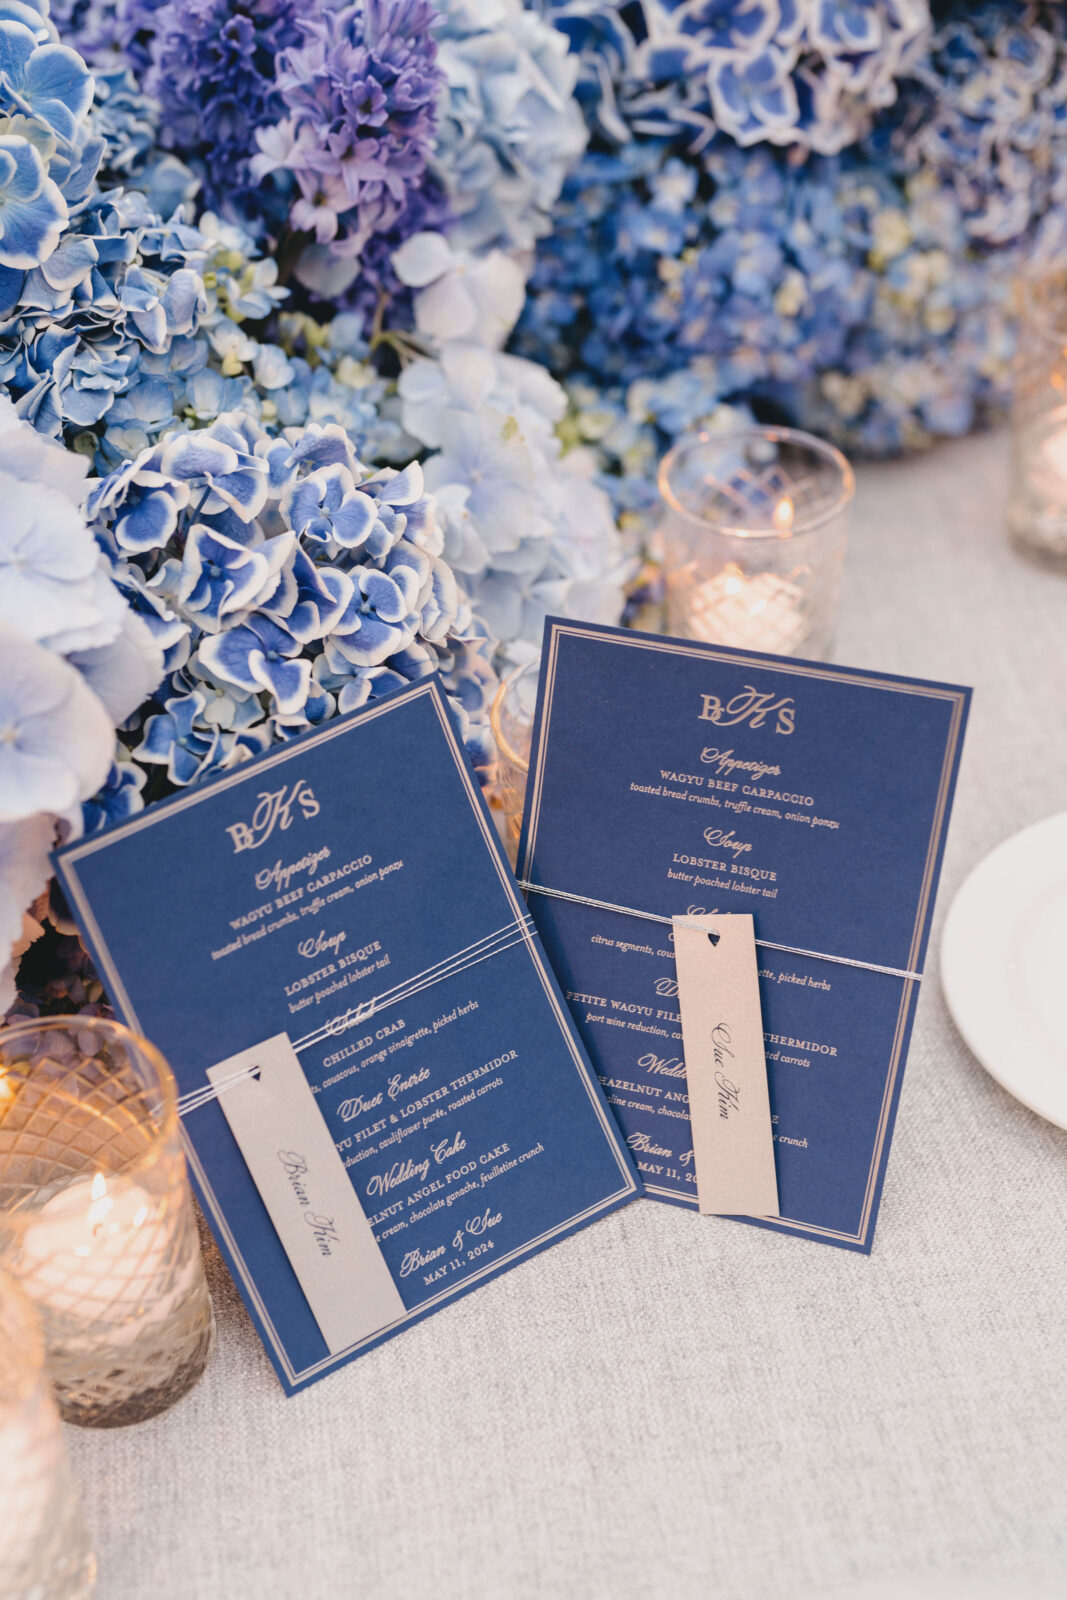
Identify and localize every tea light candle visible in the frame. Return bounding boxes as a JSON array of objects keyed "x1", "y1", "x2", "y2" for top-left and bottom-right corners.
[
  {"x1": 661, "y1": 430, "x2": 854, "y2": 656},
  {"x1": 17, "y1": 1172, "x2": 198, "y2": 1346},
  {"x1": 670, "y1": 493, "x2": 810, "y2": 652},
  {"x1": 684, "y1": 562, "x2": 807, "y2": 654},
  {"x1": 1, "y1": 1016, "x2": 215, "y2": 1427}
]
